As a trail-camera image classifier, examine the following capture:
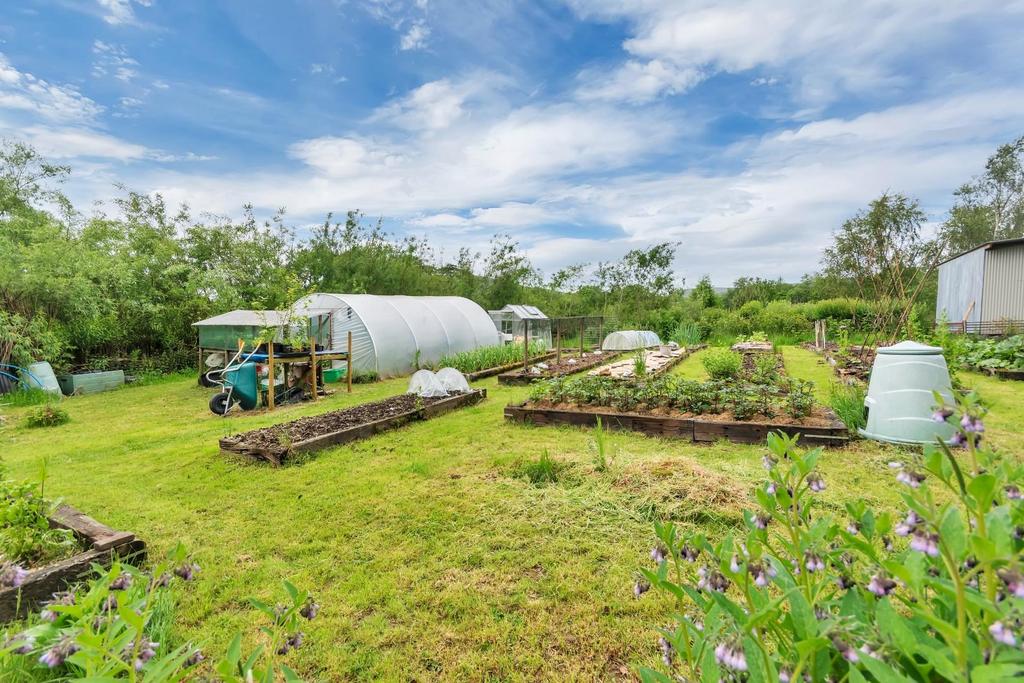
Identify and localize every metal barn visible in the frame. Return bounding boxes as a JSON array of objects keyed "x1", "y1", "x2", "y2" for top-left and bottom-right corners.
[{"x1": 936, "y1": 238, "x2": 1024, "y2": 334}]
